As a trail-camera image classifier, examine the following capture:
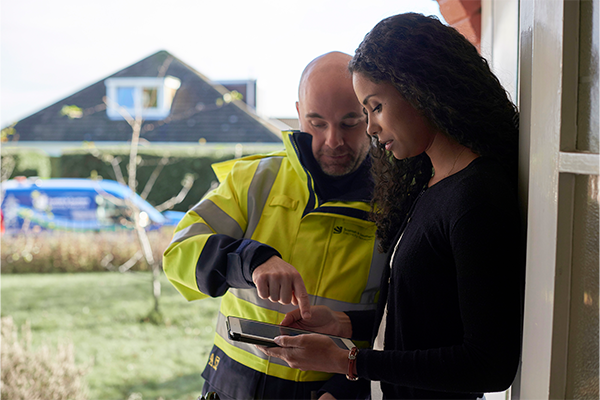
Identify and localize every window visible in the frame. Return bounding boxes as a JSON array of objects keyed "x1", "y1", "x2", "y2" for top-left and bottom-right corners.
[
  {"x1": 104, "y1": 76, "x2": 181, "y2": 120},
  {"x1": 117, "y1": 87, "x2": 135, "y2": 108},
  {"x1": 142, "y1": 87, "x2": 158, "y2": 108}
]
